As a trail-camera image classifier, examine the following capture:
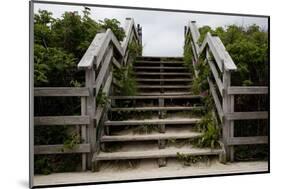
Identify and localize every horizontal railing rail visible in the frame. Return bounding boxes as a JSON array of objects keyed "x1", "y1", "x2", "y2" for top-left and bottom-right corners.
[
  {"x1": 34, "y1": 18, "x2": 142, "y2": 171},
  {"x1": 185, "y1": 21, "x2": 268, "y2": 161}
]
